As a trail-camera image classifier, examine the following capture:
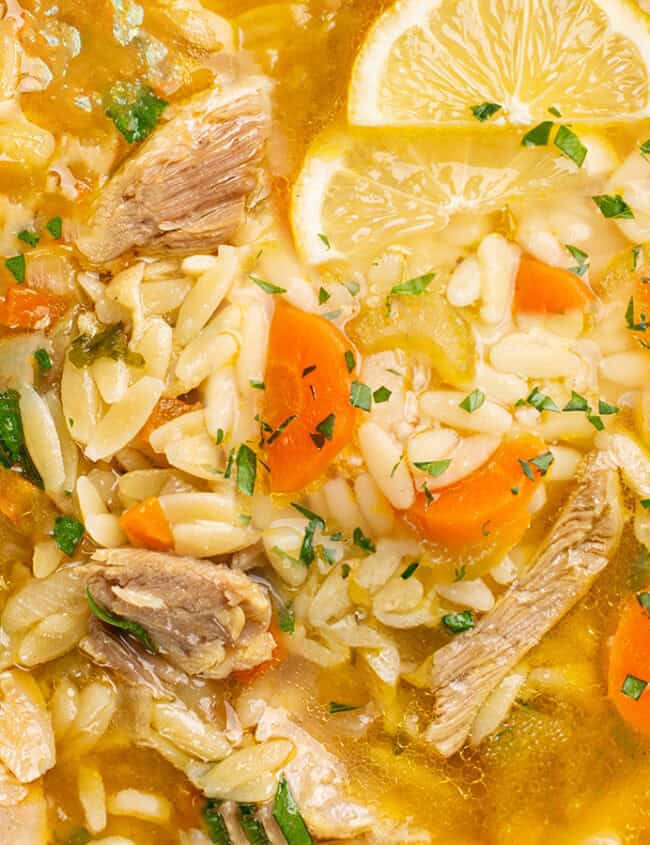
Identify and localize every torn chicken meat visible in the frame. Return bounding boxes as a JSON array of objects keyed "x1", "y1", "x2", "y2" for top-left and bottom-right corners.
[
  {"x1": 425, "y1": 452, "x2": 623, "y2": 757},
  {"x1": 75, "y1": 78, "x2": 270, "y2": 263},
  {"x1": 82, "y1": 549, "x2": 274, "y2": 680}
]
